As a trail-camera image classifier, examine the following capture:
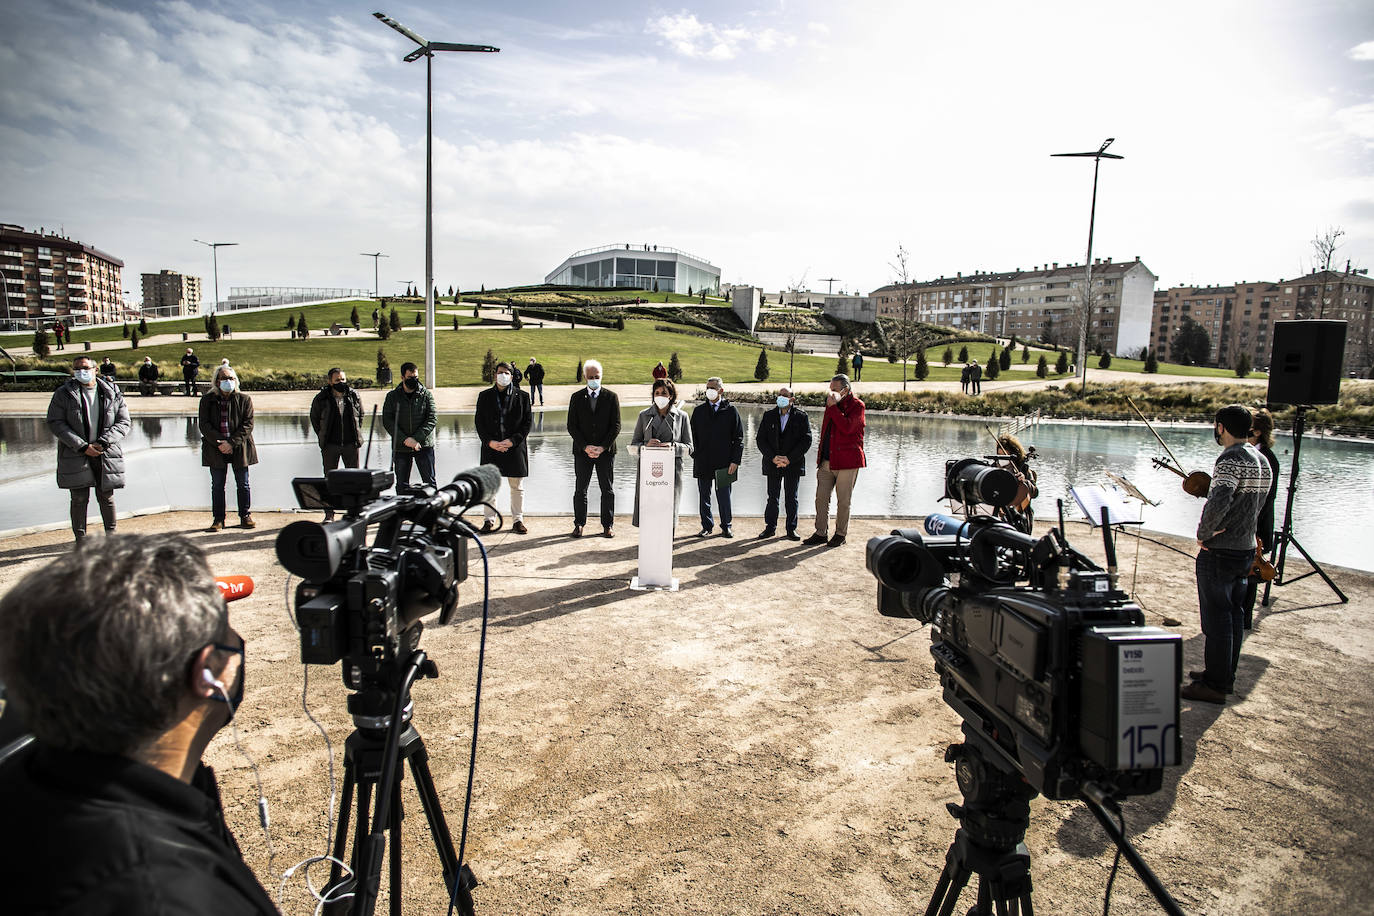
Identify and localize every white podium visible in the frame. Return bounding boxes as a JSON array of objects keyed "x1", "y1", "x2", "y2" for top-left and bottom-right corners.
[{"x1": 630, "y1": 444, "x2": 678, "y2": 591}]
